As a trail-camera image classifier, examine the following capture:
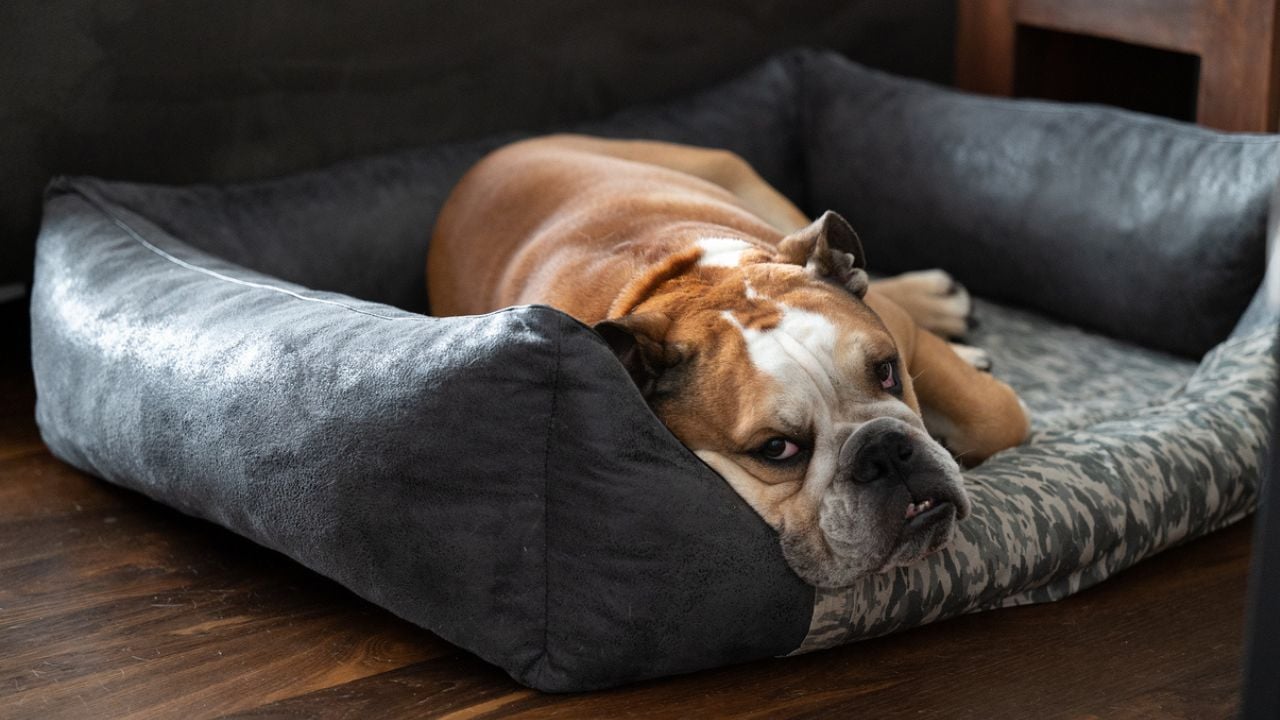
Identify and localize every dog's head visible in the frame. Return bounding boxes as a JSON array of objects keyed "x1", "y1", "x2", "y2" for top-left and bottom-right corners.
[{"x1": 596, "y1": 211, "x2": 969, "y2": 587}]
